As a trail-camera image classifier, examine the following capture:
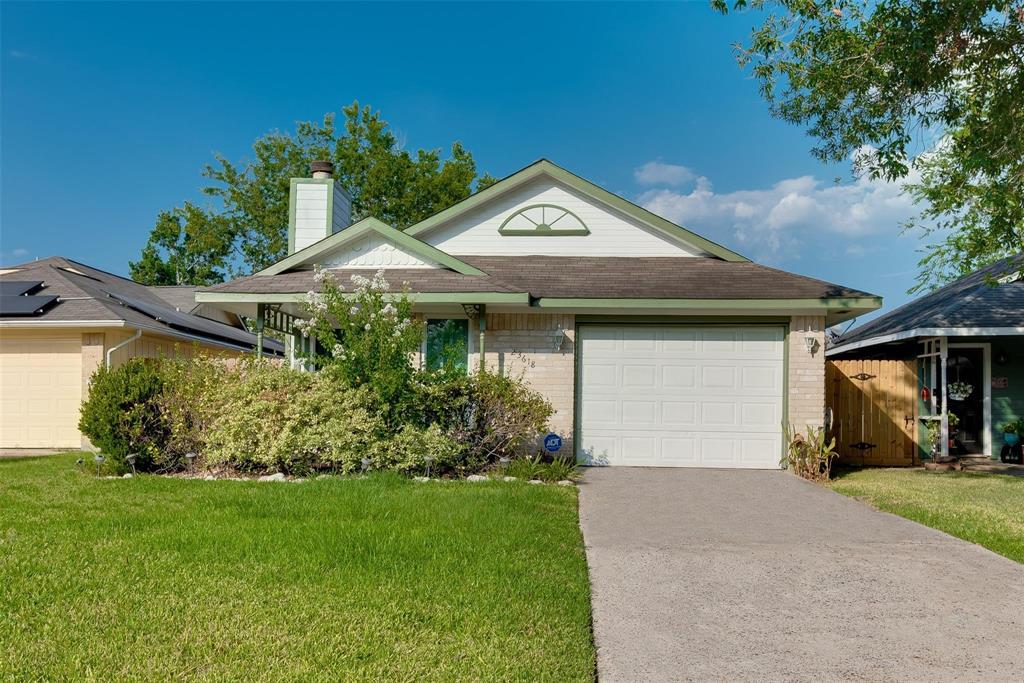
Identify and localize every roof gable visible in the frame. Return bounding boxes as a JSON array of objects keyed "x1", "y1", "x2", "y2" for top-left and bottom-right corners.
[
  {"x1": 405, "y1": 159, "x2": 749, "y2": 262},
  {"x1": 257, "y1": 217, "x2": 487, "y2": 277}
]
